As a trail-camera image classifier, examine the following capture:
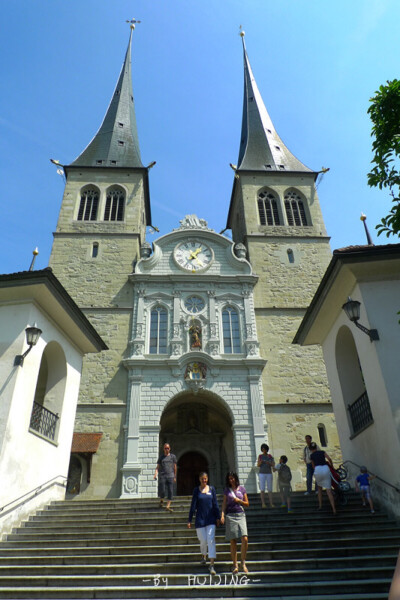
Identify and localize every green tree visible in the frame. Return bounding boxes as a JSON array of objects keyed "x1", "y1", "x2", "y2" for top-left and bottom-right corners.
[{"x1": 368, "y1": 79, "x2": 400, "y2": 237}]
